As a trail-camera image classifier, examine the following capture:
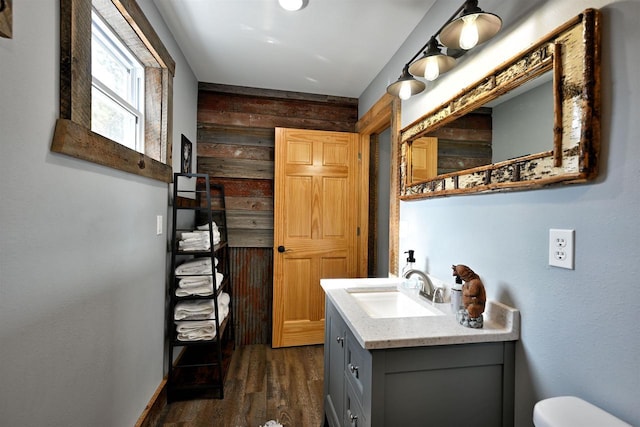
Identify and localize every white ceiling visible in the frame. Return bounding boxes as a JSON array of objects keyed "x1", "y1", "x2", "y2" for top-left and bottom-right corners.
[{"x1": 153, "y1": 0, "x2": 438, "y2": 98}]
